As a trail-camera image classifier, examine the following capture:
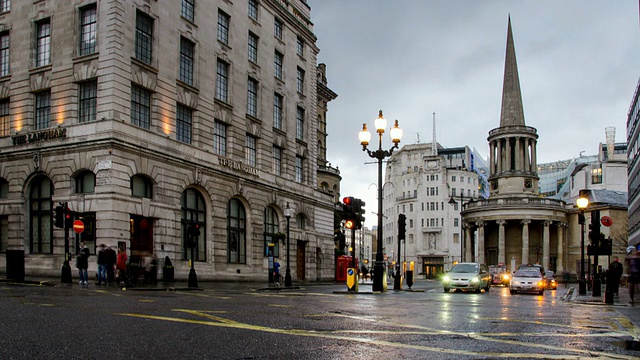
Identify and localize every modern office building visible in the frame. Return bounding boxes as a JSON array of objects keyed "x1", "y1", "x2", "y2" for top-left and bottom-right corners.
[
  {"x1": 628, "y1": 78, "x2": 640, "y2": 248},
  {"x1": 0, "y1": 0, "x2": 340, "y2": 282}
]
